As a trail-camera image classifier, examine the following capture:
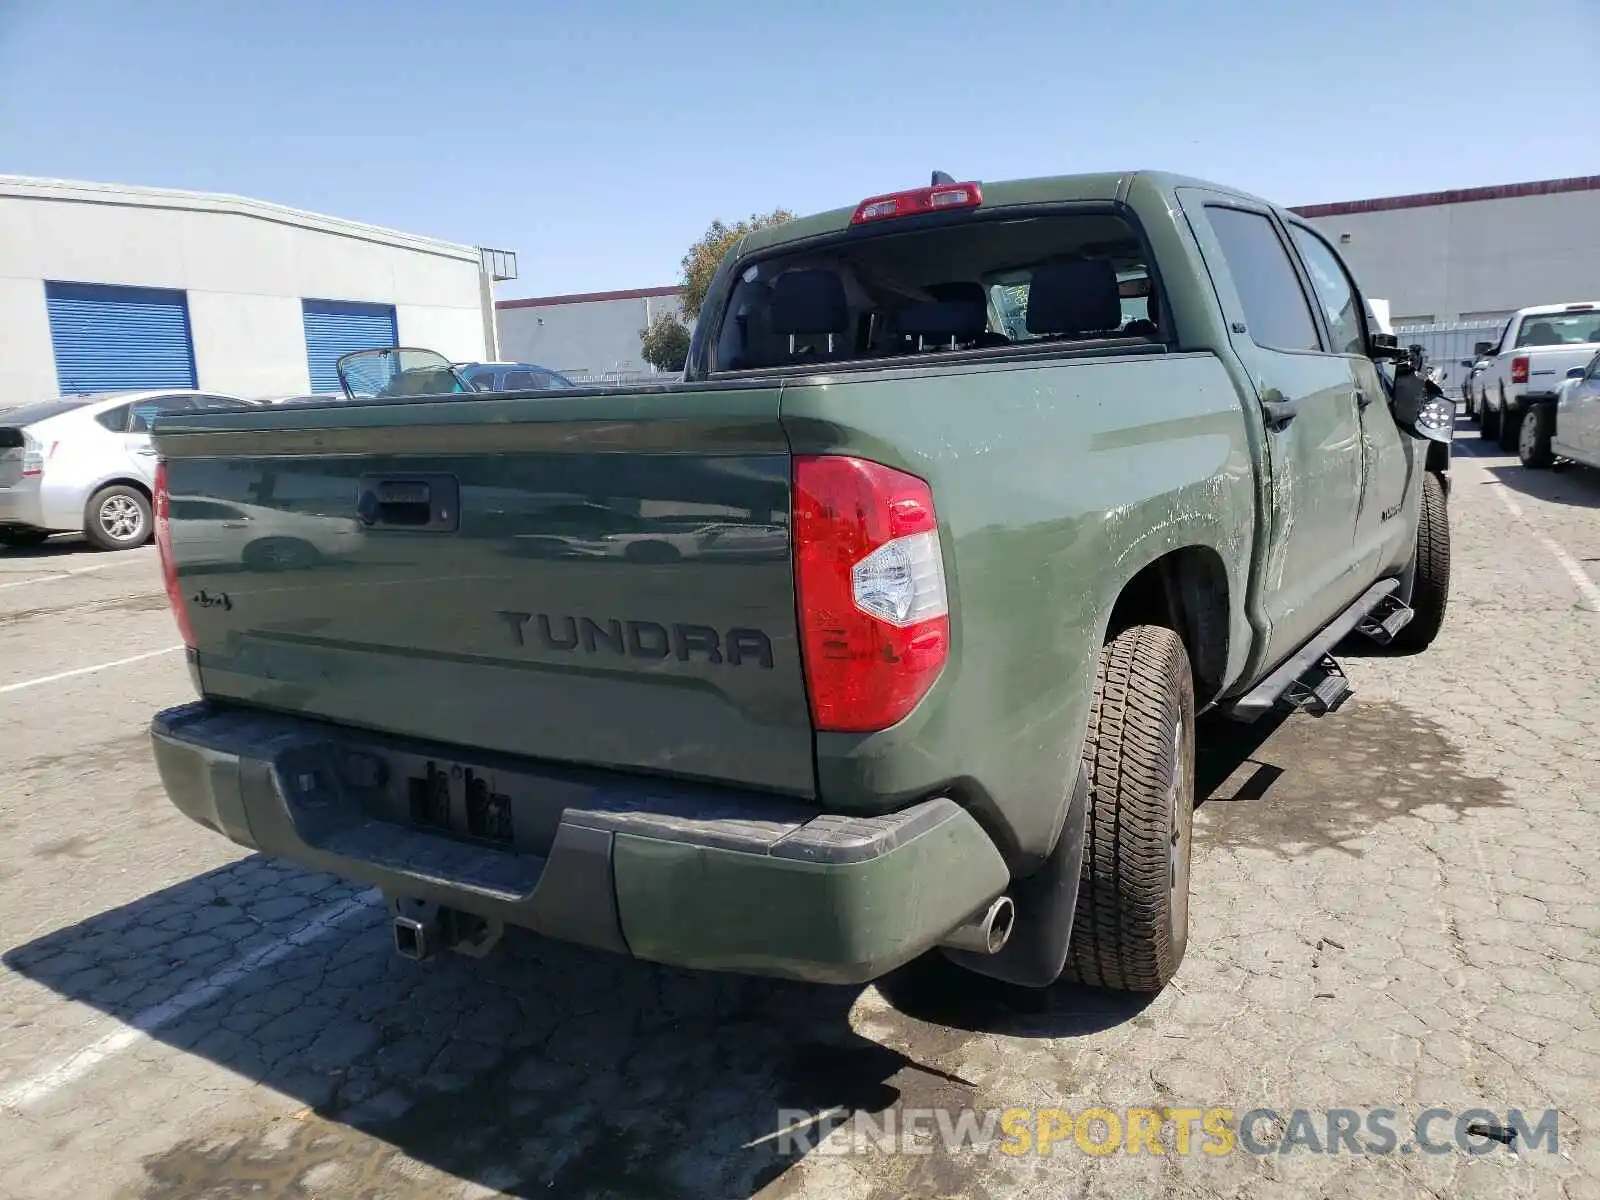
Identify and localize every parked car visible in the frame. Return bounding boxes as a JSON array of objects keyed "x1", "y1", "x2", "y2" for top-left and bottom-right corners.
[
  {"x1": 1516, "y1": 349, "x2": 1600, "y2": 470},
  {"x1": 0, "y1": 389, "x2": 255, "y2": 550},
  {"x1": 170, "y1": 496, "x2": 364, "y2": 571},
  {"x1": 148, "y1": 169, "x2": 1451, "y2": 1001},
  {"x1": 1460, "y1": 355, "x2": 1493, "y2": 419},
  {"x1": 455, "y1": 361, "x2": 576, "y2": 392},
  {"x1": 1470, "y1": 302, "x2": 1600, "y2": 448}
]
